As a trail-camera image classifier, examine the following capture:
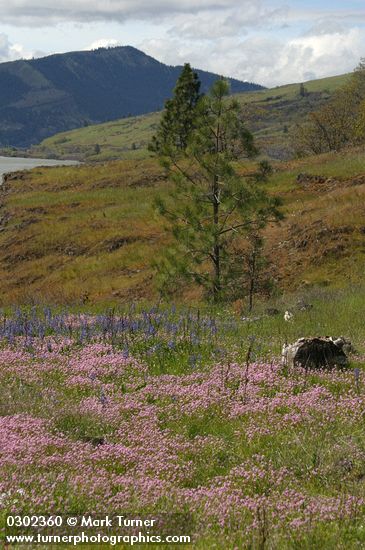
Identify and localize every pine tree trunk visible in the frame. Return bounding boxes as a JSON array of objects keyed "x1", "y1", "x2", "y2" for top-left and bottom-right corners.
[
  {"x1": 212, "y1": 174, "x2": 221, "y2": 302},
  {"x1": 213, "y1": 242, "x2": 221, "y2": 302},
  {"x1": 248, "y1": 250, "x2": 256, "y2": 312},
  {"x1": 248, "y1": 277, "x2": 254, "y2": 312}
]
